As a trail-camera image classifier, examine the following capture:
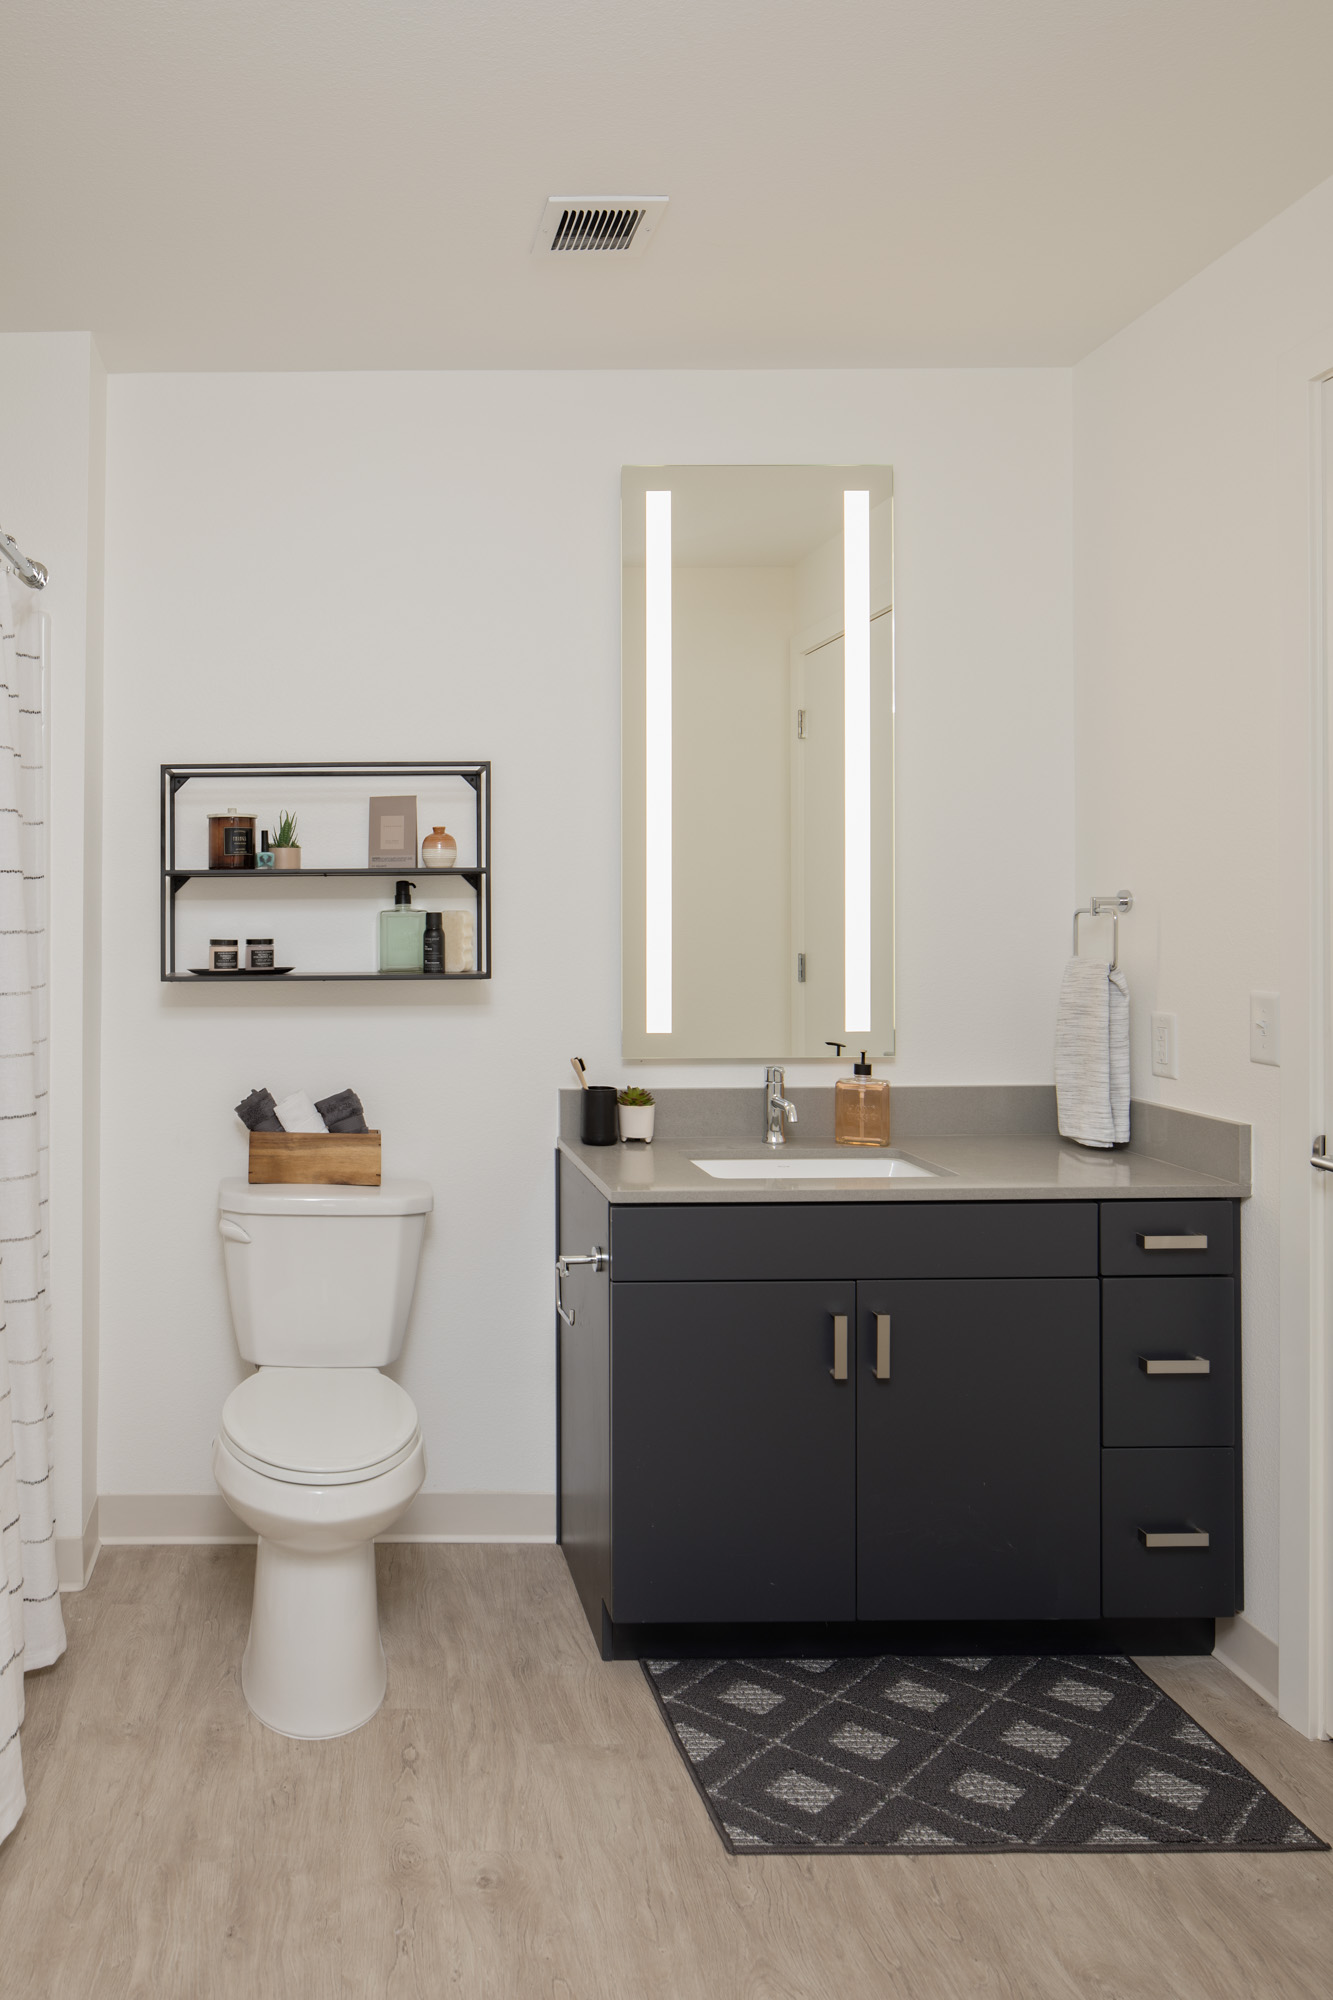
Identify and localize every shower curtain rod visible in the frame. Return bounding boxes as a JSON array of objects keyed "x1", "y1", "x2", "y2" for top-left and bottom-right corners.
[{"x1": 0, "y1": 525, "x2": 47, "y2": 590}]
